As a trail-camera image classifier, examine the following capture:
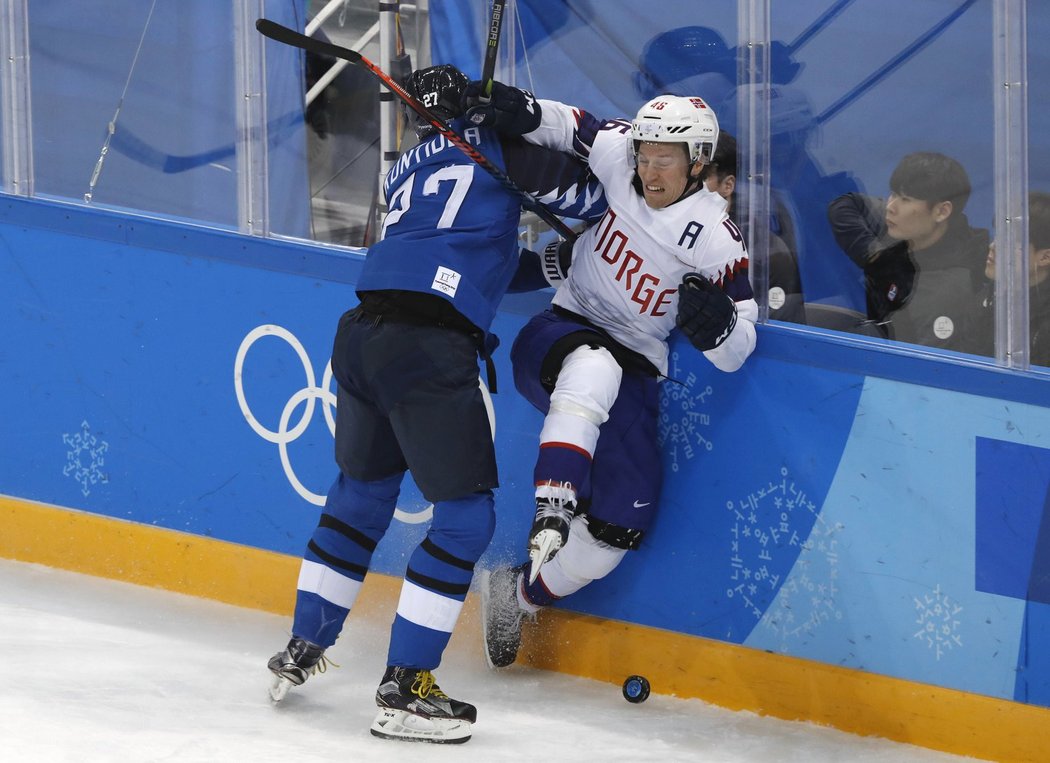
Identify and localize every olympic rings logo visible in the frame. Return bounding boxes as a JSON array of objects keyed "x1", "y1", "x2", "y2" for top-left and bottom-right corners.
[{"x1": 234, "y1": 324, "x2": 495, "y2": 524}]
